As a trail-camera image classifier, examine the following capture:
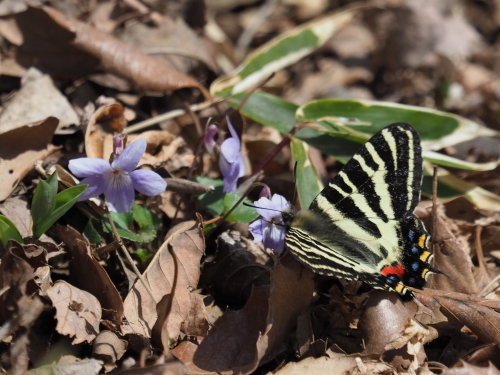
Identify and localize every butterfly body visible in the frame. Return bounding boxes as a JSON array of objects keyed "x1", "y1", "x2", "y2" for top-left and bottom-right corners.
[{"x1": 283, "y1": 123, "x2": 438, "y2": 296}]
